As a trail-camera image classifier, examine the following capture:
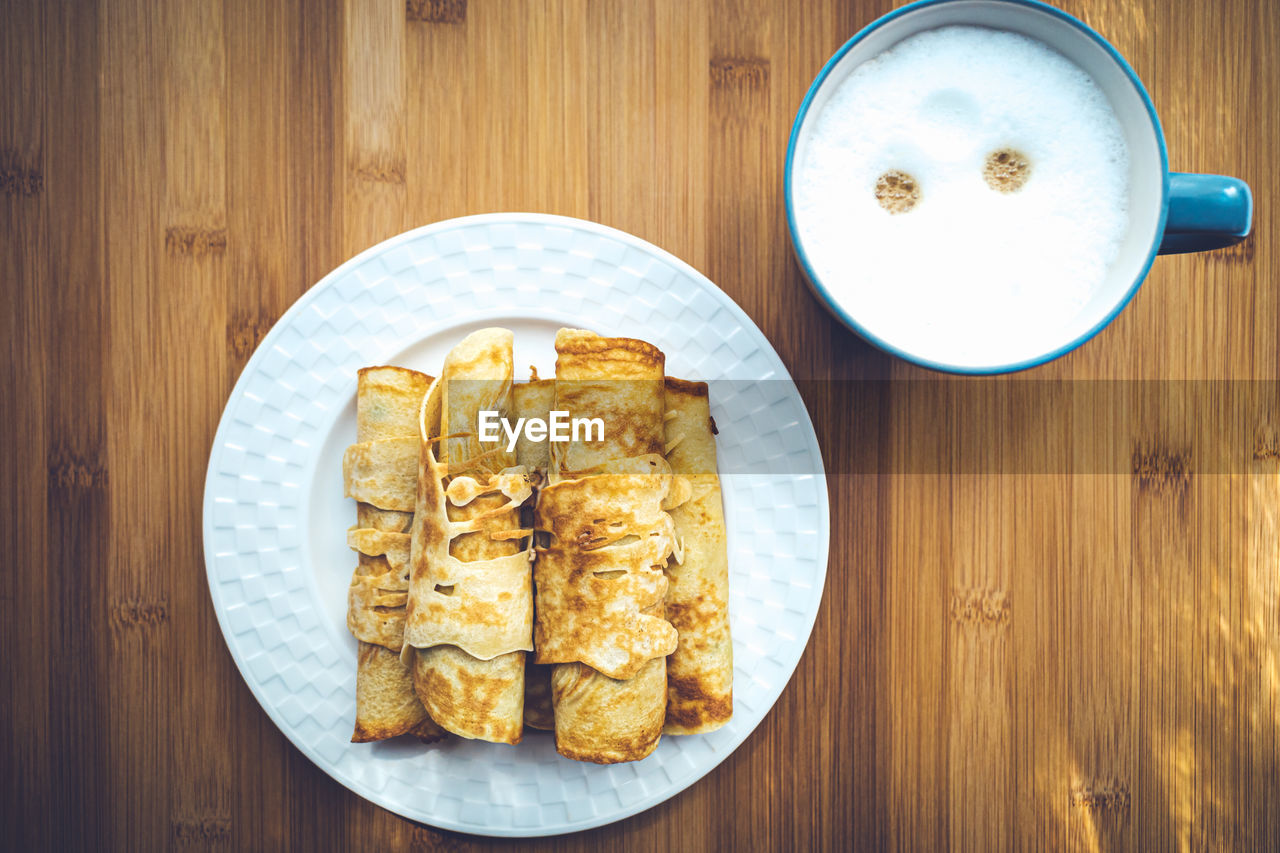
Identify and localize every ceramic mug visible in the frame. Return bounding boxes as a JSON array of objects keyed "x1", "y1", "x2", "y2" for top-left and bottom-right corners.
[{"x1": 784, "y1": 0, "x2": 1254, "y2": 374}]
